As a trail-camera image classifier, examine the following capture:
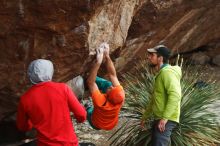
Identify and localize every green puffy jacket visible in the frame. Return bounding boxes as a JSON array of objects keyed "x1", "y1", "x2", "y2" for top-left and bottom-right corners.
[{"x1": 152, "y1": 65, "x2": 182, "y2": 123}]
